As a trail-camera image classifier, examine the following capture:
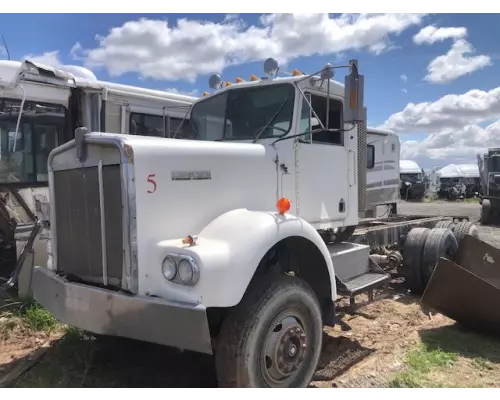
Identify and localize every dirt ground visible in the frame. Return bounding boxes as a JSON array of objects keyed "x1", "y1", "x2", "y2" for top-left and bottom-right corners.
[{"x1": 1, "y1": 200, "x2": 500, "y2": 388}]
